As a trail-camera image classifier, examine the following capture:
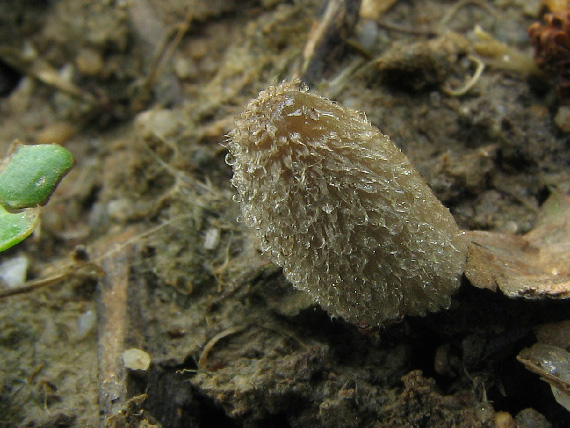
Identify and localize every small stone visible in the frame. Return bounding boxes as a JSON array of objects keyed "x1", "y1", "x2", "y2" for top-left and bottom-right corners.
[
  {"x1": 76, "y1": 309, "x2": 97, "y2": 340},
  {"x1": 515, "y1": 408, "x2": 552, "y2": 428},
  {"x1": 0, "y1": 255, "x2": 28, "y2": 288},
  {"x1": 554, "y1": 105, "x2": 570, "y2": 132},
  {"x1": 355, "y1": 19, "x2": 379, "y2": 50},
  {"x1": 494, "y1": 411, "x2": 516, "y2": 428},
  {"x1": 36, "y1": 122, "x2": 77, "y2": 144},
  {"x1": 107, "y1": 198, "x2": 131, "y2": 222},
  {"x1": 135, "y1": 109, "x2": 180, "y2": 141},
  {"x1": 203, "y1": 227, "x2": 221, "y2": 250},
  {"x1": 174, "y1": 56, "x2": 197, "y2": 80},
  {"x1": 122, "y1": 348, "x2": 151, "y2": 371},
  {"x1": 76, "y1": 48, "x2": 104, "y2": 76}
]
